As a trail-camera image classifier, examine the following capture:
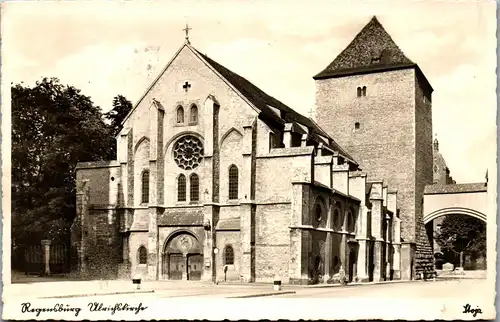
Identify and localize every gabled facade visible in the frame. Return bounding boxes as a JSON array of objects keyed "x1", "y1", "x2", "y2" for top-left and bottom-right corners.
[{"x1": 72, "y1": 39, "x2": 402, "y2": 284}]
